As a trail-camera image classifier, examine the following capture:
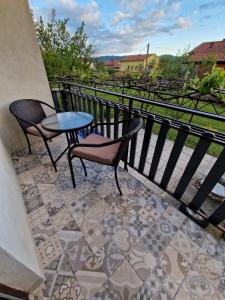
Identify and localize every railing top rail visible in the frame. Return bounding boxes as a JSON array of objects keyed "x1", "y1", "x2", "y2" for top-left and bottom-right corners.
[{"x1": 52, "y1": 80, "x2": 225, "y2": 123}]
